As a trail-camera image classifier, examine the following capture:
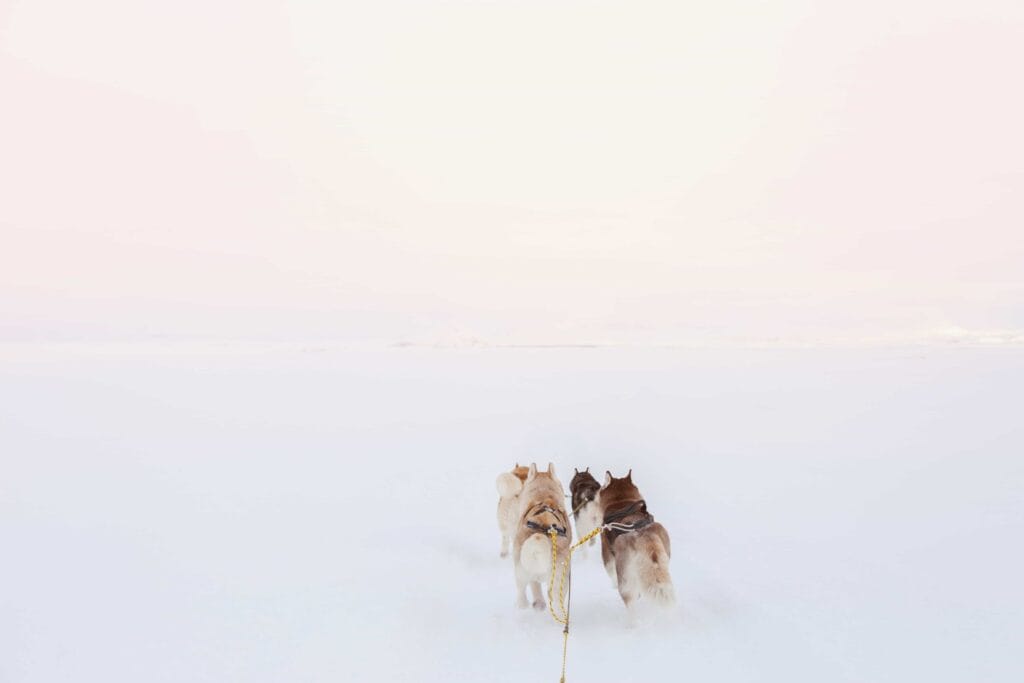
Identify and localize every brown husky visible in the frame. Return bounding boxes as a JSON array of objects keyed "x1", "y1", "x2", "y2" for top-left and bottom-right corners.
[
  {"x1": 496, "y1": 463, "x2": 530, "y2": 558},
  {"x1": 597, "y1": 470, "x2": 675, "y2": 609},
  {"x1": 512, "y1": 463, "x2": 572, "y2": 610}
]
